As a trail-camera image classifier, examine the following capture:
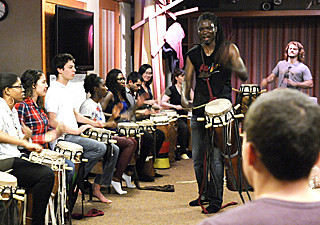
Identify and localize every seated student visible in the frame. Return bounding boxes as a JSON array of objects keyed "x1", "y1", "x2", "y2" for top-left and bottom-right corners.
[
  {"x1": 198, "y1": 88, "x2": 320, "y2": 225},
  {"x1": 124, "y1": 71, "x2": 166, "y2": 179},
  {"x1": 15, "y1": 69, "x2": 75, "y2": 183},
  {"x1": 79, "y1": 73, "x2": 136, "y2": 192},
  {"x1": 0, "y1": 73, "x2": 55, "y2": 225},
  {"x1": 102, "y1": 69, "x2": 164, "y2": 182},
  {"x1": 160, "y1": 68, "x2": 193, "y2": 160},
  {"x1": 137, "y1": 64, "x2": 161, "y2": 109},
  {"x1": 45, "y1": 53, "x2": 119, "y2": 203}
]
